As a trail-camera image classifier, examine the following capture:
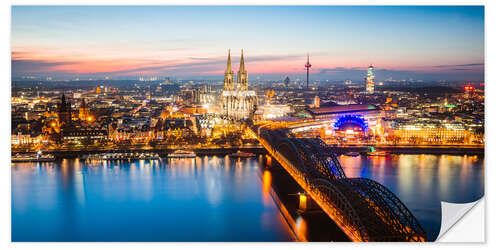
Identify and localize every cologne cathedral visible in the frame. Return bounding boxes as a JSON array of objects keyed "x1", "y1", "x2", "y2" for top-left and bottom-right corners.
[{"x1": 221, "y1": 49, "x2": 258, "y2": 120}]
